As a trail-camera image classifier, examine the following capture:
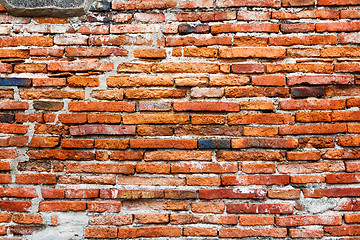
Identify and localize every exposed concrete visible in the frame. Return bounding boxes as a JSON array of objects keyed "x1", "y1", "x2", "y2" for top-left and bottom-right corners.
[
  {"x1": 30, "y1": 212, "x2": 88, "y2": 240},
  {"x1": 297, "y1": 197, "x2": 338, "y2": 214},
  {"x1": 0, "y1": 0, "x2": 95, "y2": 17}
]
